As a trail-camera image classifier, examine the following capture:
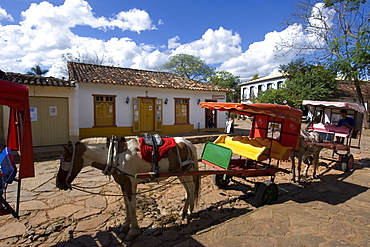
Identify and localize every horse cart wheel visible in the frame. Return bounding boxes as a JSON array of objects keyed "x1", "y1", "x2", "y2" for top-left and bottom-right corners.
[
  {"x1": 255, "y1": 181, "x2": 278, "y2": 207},
  {"x1": 341, "y1": 154, "x2": 354, "y2": 172},
  {"x1": 212, "y1": 174, "x2": 232, "y2": 189}
]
